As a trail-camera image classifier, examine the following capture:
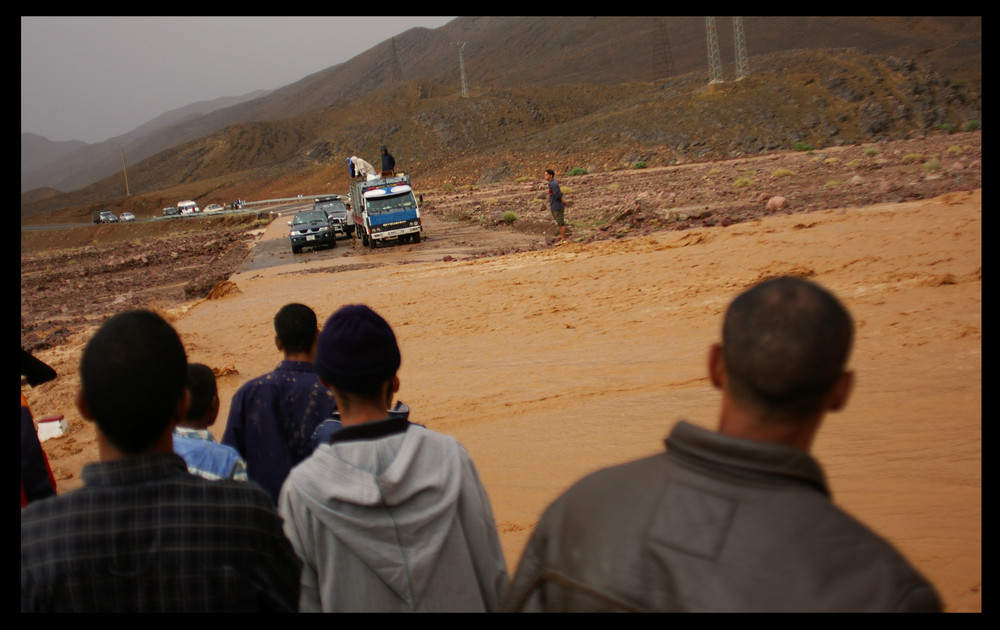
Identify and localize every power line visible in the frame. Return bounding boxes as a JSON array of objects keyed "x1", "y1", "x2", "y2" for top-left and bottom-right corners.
[
  {"x1": 733, "y1": 16, "x2": 749, "y2": 80},
  {"x1": 390, "y1": 38, "x2": 403, "y2": 83},
  {"x1": 451, "y1": 41, "x2": 468, "y2": 98},
  {"x1": 705, "y1": 17, "x2": 723, "y2": 84},
  {"x1": 654, "y1": 18, "x2": 676, "y2": 78}
]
